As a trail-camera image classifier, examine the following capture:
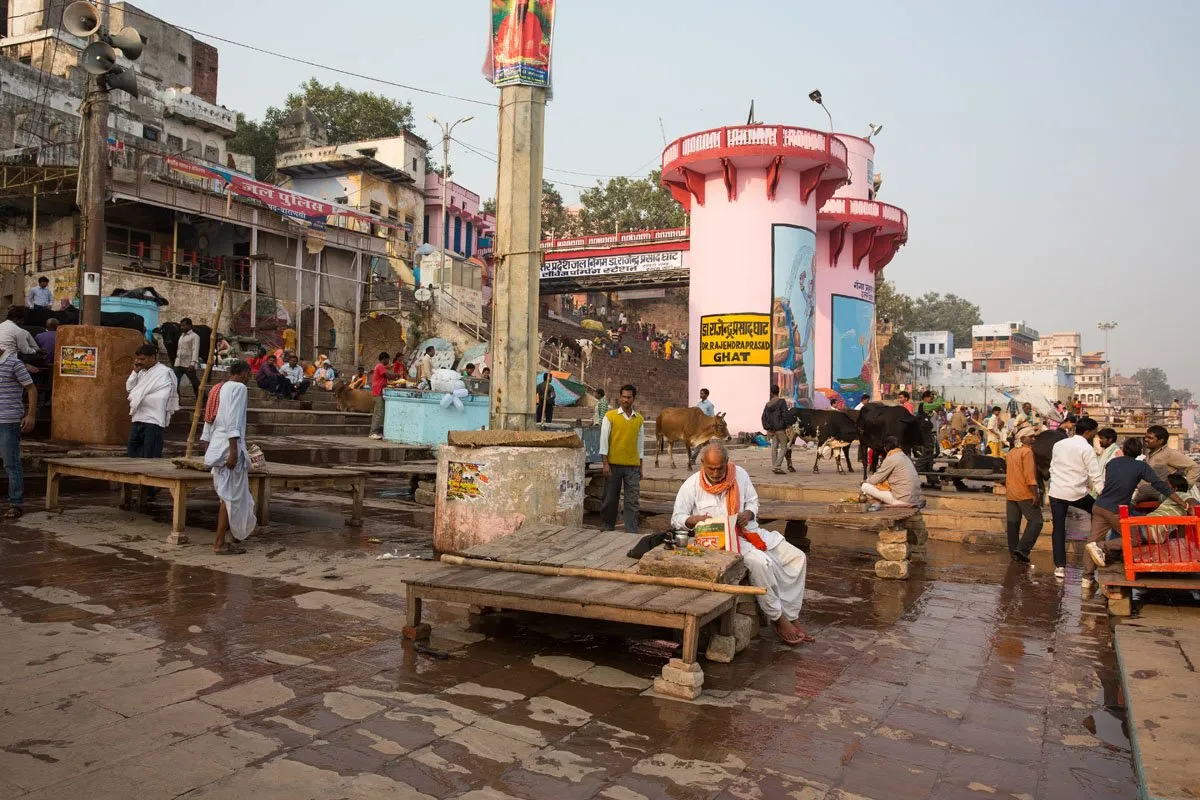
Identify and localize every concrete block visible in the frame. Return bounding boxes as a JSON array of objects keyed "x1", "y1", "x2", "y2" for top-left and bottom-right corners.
[
  {"x1": 638, "y1": 547, "x2": 742, "y2": 583},
  {"x1": 874, "y1": 559, "x2": 910, "y2": 580},
  {"x1": 876, "y1": 542, "x2": 910, "y2": 561},
  {"x1": 653, "y1": 677, "x2": 702, "y2": 700},
  {"x1": 661, "y1": 666, "x2": 704, "y2": 688},
  {"x1": 734, "y1": 613, "x2": 756, "y2": 652},
  {"x1": 706, "y1": 634, "x2": 736, "y2": 663},
  {"x1": 878, "y1": 529, "x2": 909, "y2": 544},
  {"x1": 736, "y1": 596, "x2": 759, "y2": 616},
  {"x1": 667, "y1": 658, "x2": 702, "y2": 673}
]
